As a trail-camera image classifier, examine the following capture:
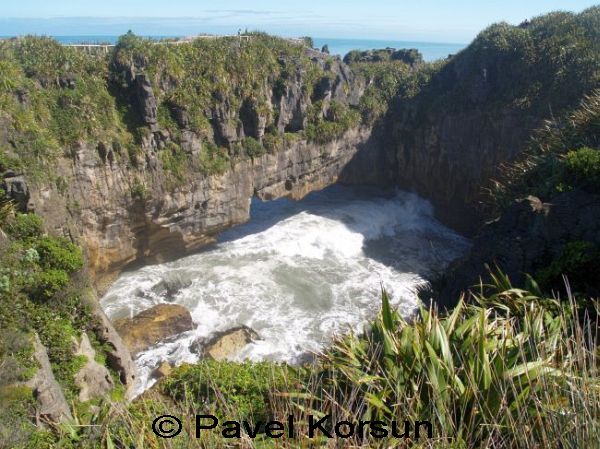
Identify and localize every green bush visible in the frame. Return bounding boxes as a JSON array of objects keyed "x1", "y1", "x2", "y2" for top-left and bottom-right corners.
[
  {"x1": 159, "y1": 142, "x2": 190, "y2": 188},
  {"x1": 563, "y1": 146, "x2": 600, "y2": 191},
  {"x1": 242, "y1": 137, "x2": 266, "y2": 158},
  {"x1": 35, "y1": 236, "x2": 84, "y2": 273},
  {"x1": 262, "y1": 133, "x2": 283, "y2": 153},
  {"x1": 163, "y1": 360, "x2": 293, "y2": 422},
  {"x1": 33, "y1": 269, "x2": 71, "y2": 300},
  {"x1": 305, "y1": 101, "x2": 360, "y2": 143},
  {"x1": 199, "y1": 141, "x2": 229, "y2": 175},
  {"x1": 537, "y1": 241, "x2": 600, "y2": 294},
  {"x1": 130, "y1": 179, "x2": 147, "y2": 200},
  {"x1": 5, "y1": 214, "x2": 44, "y2": 240}
]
